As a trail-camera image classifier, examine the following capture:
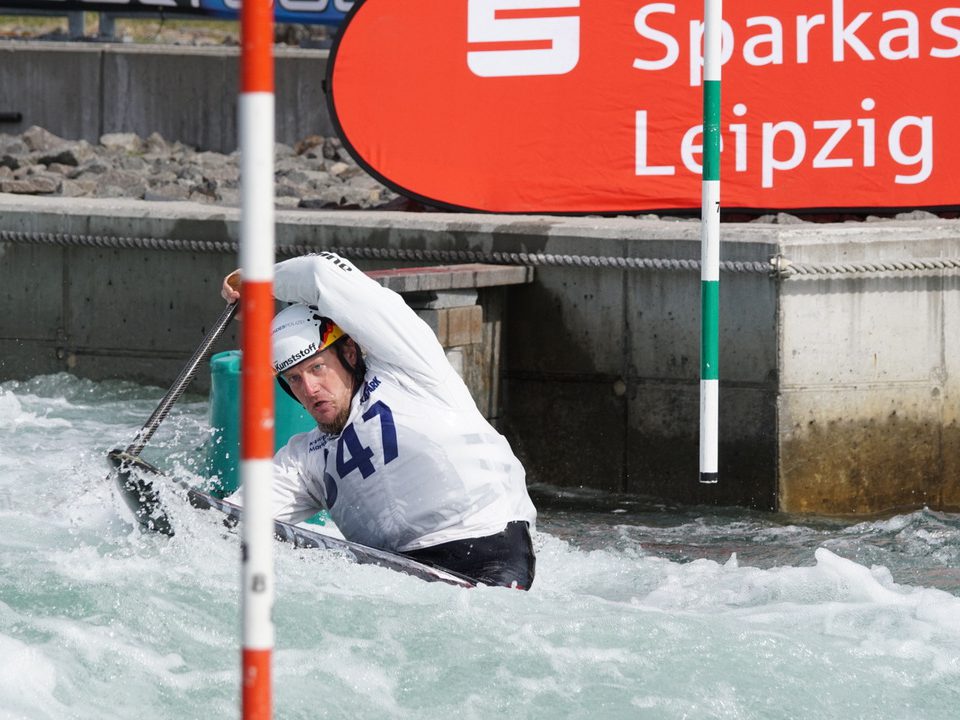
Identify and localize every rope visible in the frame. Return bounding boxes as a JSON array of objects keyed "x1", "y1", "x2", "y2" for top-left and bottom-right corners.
[
  {"x1": 774, "y1": 256, "x2": 960, "y2": 277},
  {"x1": 2, "y1": 228, "x2": 959, "y2": 278},
  {"x1": 0, "y1": 229, "x2": 237, "y2": 254}
]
